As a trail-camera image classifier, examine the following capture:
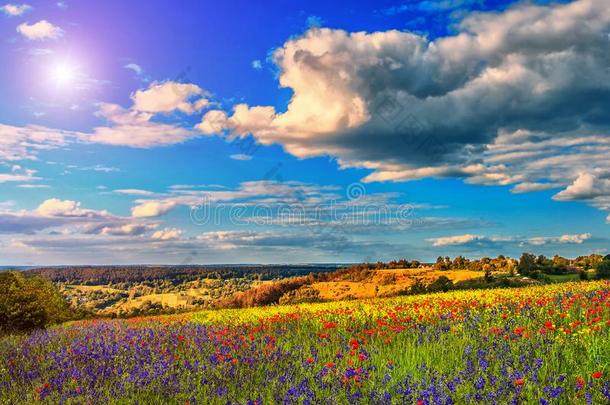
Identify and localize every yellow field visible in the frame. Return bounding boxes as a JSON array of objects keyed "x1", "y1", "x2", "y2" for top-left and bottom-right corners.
[
  {"x1": 311, "y1": 268, "x2": 489, "y2": 300},
  {"x1": 65, "y1": 285, "x2": 123, "y2": 294},
  {"x1": 103, "y1": 280, "x2": 274, "y2": 312}
]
